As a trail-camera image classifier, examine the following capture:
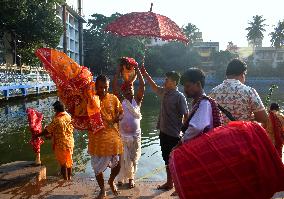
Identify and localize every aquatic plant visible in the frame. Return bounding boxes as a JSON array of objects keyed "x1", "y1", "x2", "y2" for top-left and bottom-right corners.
[{"x1": 264, "y1": 84, "x2": 278, "y2": 108}]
